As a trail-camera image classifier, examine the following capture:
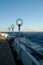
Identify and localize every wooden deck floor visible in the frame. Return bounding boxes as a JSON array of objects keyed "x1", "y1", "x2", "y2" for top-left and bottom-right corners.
[{"x1": 0, "y1": 36, "x2": 15, "y2": 65}]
